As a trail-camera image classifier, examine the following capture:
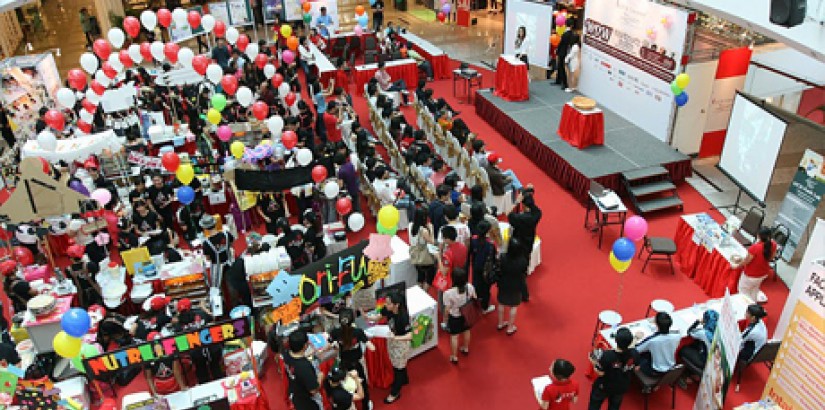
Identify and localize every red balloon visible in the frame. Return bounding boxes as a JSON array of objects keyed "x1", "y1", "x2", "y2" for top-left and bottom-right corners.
[
  {"x1": 161, "y1": 152, "x2": 180, "y2": 172},
  {"x1": 12, "y1": 246, "x2": 34, "y2": 266},
  {"x1": 93, "y1": 39, "x2": 112, "y2": 59},
  {"x1": 90, "y1": 80, "x2": 105, "y2": 95},
  {"x1": 336, "y1": 197, "x2": 352, "y2": 215},
  {"x1": 282, "y1": 130, "x2": 298, "y2": 149},
  {"x1": 101, "y1": 62, "x2": 117, "y2": 79},
  {"x1": 82, "y1": 99, "x2": 97, "y2": 113},
  {"x1": 140, "y1": 42, "x2": 153, "y2": 61},
  {"x1": 271, "y1": 73, "x2": 284, "y2": 87},
  {"x1": 251, "y1": 101, "x2": 269, "y2": 121},
  {"x1": 255, "y1": 53, "x2": 268, "y2": 69},
  {"x1": 221, "y1": 74, "x2": 239, "y2": 95},
  {"x1": 118, "y1": 50, "x2": 134, "y2": 68},
  {"x1": 39, "y1": 157, "x2": 51, "y2": 174},
  {"x1": 44, "y1": 109, "x2": 65, "y2": 131},
  {"x1": 77, "y1": 120, "x2": 92, "y2": 134},
  {"x1": 68, "y1": 69, "x2": 87, "y2": 90},
  {"x1": 311, "y1": 165, "x2": 327, "y2": 183},
  {"x1": 164, "y1": 43, "x2": 180, "y2": 63},
  {"x1": 0, "y1": 260, "x2": 16, "y2": 276},
  {"x1": 236, "y1": 34, "x2": 250, "y2": 52},
  {"x1": 284, "y1": 91, "x2": 297, "y2": 107},
  {"x1": 214, "y1": 21, "x2": 227, "y2": 37},
  {"x1": 187, "y1": 10, "x2": 202, "y2": 28},
  {"x1": 192, "y1": 55, "x2": 209, "y2": 75},
  {"x1": 437, "y1": 12, "x2": 446, "y2": 22},
  {"x1": 123, "y1": 16, "x2": 141, "y2": 38},
  {"x1": 157, "y1": 8, "x2": 172, "y2": 28}
]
